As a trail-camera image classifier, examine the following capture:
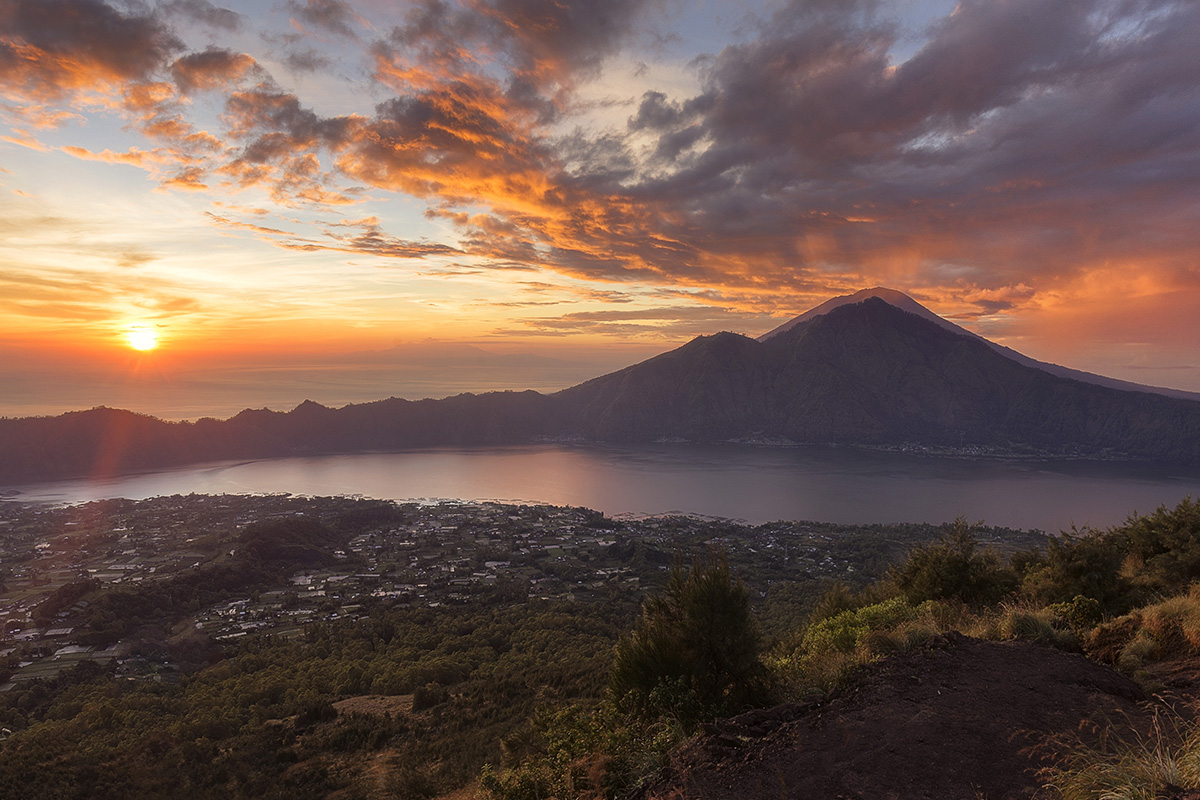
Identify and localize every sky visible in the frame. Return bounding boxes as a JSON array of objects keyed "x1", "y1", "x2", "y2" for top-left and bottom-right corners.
[{"x1": 2, "y1": 0, "x2": 1200, "y2": 418}]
